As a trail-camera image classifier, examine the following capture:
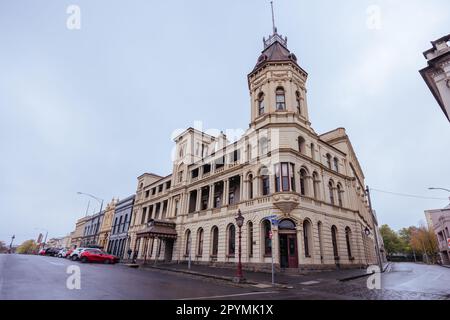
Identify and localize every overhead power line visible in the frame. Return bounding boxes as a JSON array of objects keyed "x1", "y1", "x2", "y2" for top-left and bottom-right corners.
[{"x1": 370, "y1": 188, "x2": 449, "y2": 201}]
